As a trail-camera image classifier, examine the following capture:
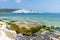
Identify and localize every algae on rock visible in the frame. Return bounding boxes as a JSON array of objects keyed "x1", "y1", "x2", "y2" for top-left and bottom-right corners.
[{"x1": 10, "y1": 22, "x2": 42, "y2": 34}]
